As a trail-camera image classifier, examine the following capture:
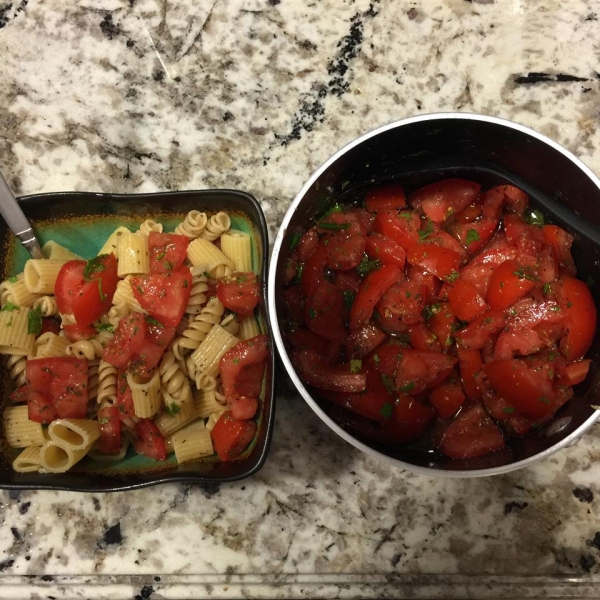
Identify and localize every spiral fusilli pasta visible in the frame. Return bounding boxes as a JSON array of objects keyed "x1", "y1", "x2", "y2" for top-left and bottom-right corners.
[
  {"x1": 97, "y1": 360, "x2": 118, "y2": 405},
  {"x1": 174, "y1": 210, "x2": 208, "y2": 238},
  {"x1": 200, "y1": 211, "x2": 231, "y2": 242},
  {"x1": 186, "y1": 267, "x2": 209, "y2": 315},
  {"x1": 137, "y1": 219, "x2": 163, "y2": 236},
  {"x1": 32, "y1": 295, "x2": 59, "y2": 317},
  {"x1": 159, "y1": 352, "x2": 190, "y2": 402},
  {"x1": 6, "y1": 354, "x2": 27, "y2": 387}
]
